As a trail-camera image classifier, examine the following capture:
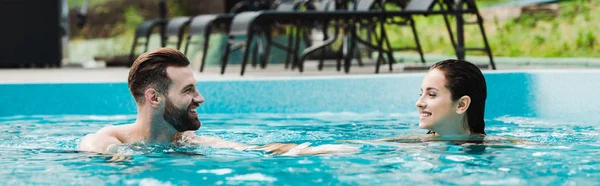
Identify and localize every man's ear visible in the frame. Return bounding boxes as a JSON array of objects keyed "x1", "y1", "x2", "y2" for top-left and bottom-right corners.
[
  {"x1": 456, "y1": 95, "x2": 471, "y2": 114},
  {"x1": 144, "y1": 88, "x2": 161, "y2": 108}
]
